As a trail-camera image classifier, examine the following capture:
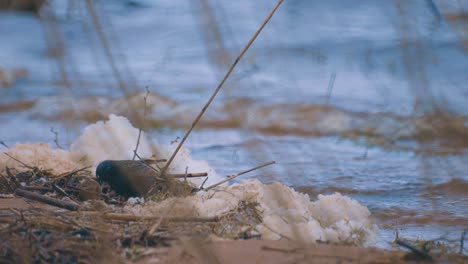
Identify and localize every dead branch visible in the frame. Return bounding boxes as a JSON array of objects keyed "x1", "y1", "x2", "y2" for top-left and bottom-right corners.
[
  {"x1": 15, "y1": 189, "x2": 80, "y2": 211},
  {"x1": 200, "y1": 161, "x2": 275, "y2": 192},
  {"x1": 143, "y1": 158, "x2": 167, "y2": 164},
  {"x1": 160, "y1": 0, "x2": 285, "y2": 174},
  {"x1": 396, "y1": 239, "x2": 433, "y2": 260},
  {"x1": 2, "y1": 152, "x2": 34, "y2": 169},
  {"x1": 167, "y1": 172, "x2": 208, "y2": 178}
]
